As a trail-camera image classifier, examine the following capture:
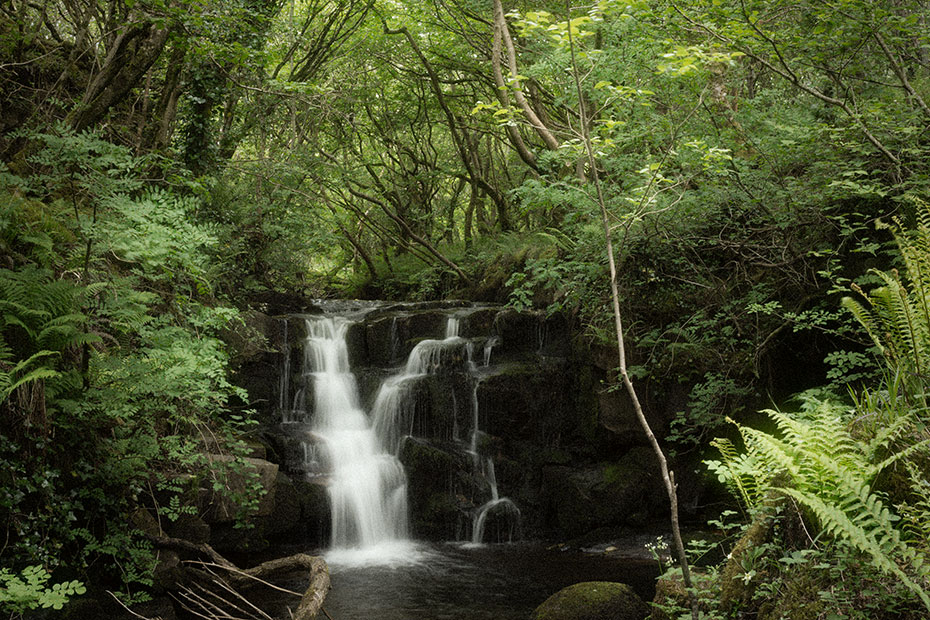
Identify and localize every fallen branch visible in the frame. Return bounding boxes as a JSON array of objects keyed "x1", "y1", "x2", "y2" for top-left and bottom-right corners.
[{"x1": 148, "y1": 535, "x2": 330, "y2": 620}]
